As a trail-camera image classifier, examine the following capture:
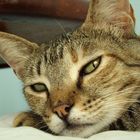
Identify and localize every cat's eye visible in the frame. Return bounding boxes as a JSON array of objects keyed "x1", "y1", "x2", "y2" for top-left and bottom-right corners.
[
  {"x1": 82, "y1": 57, "x2": 101, "y2": 75},
  {"x1": 31, "y1": 83, "x2": 47, "y2": 92}
]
